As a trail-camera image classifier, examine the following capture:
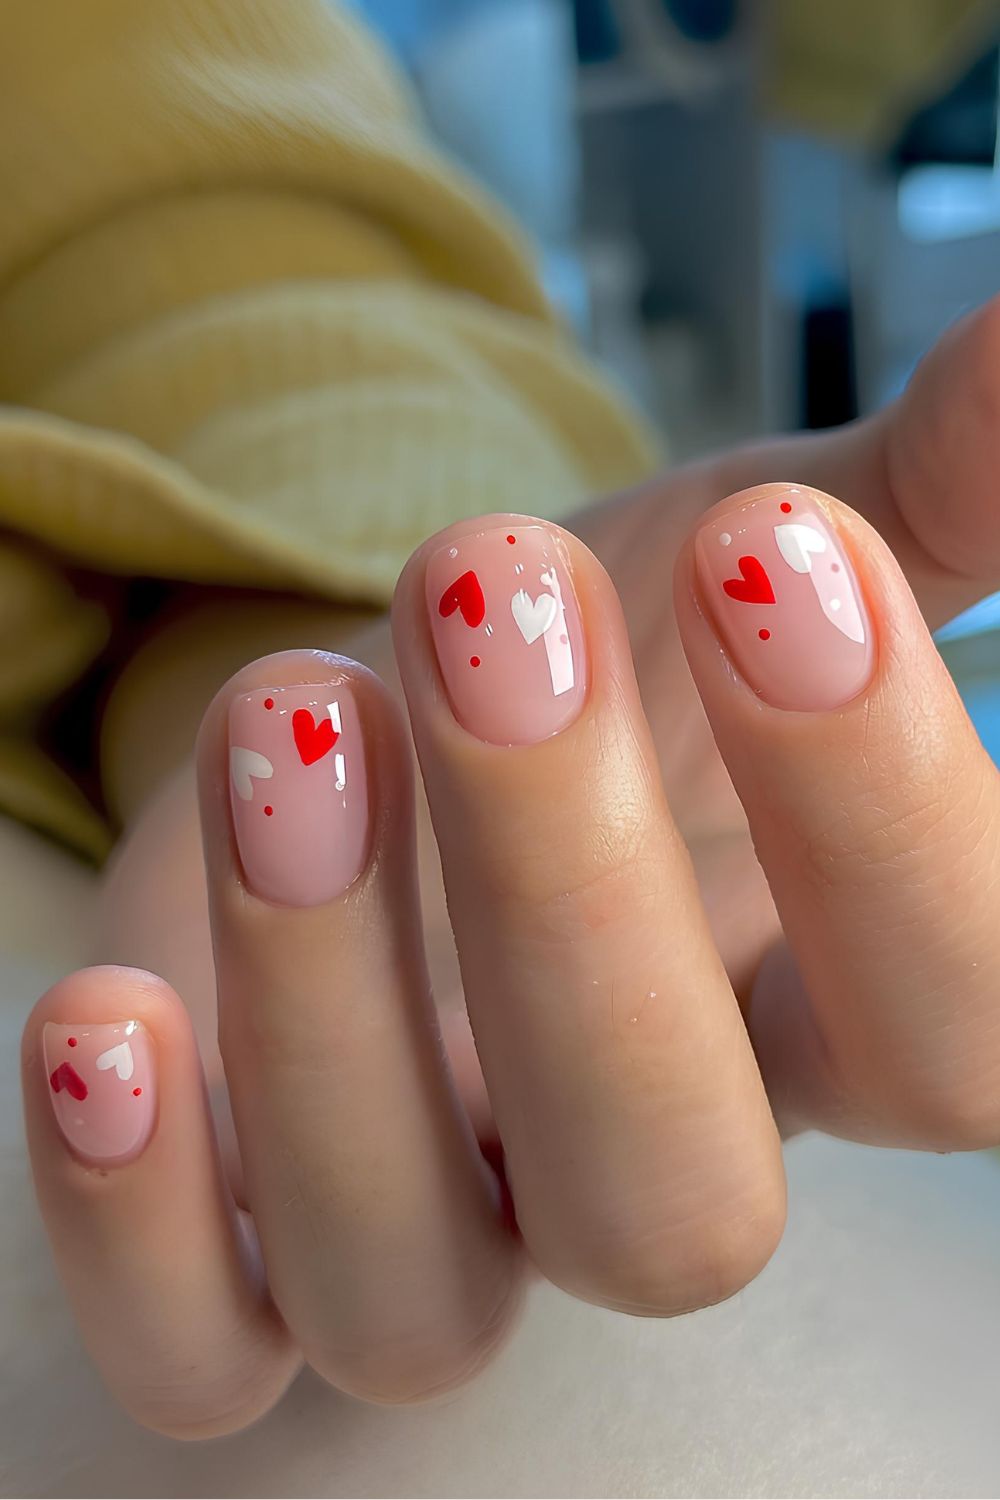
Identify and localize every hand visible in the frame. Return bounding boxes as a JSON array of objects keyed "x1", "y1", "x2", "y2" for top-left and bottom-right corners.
[{"x1": 21, "y1": 301, "x2": 1000, "y2": 1436}]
